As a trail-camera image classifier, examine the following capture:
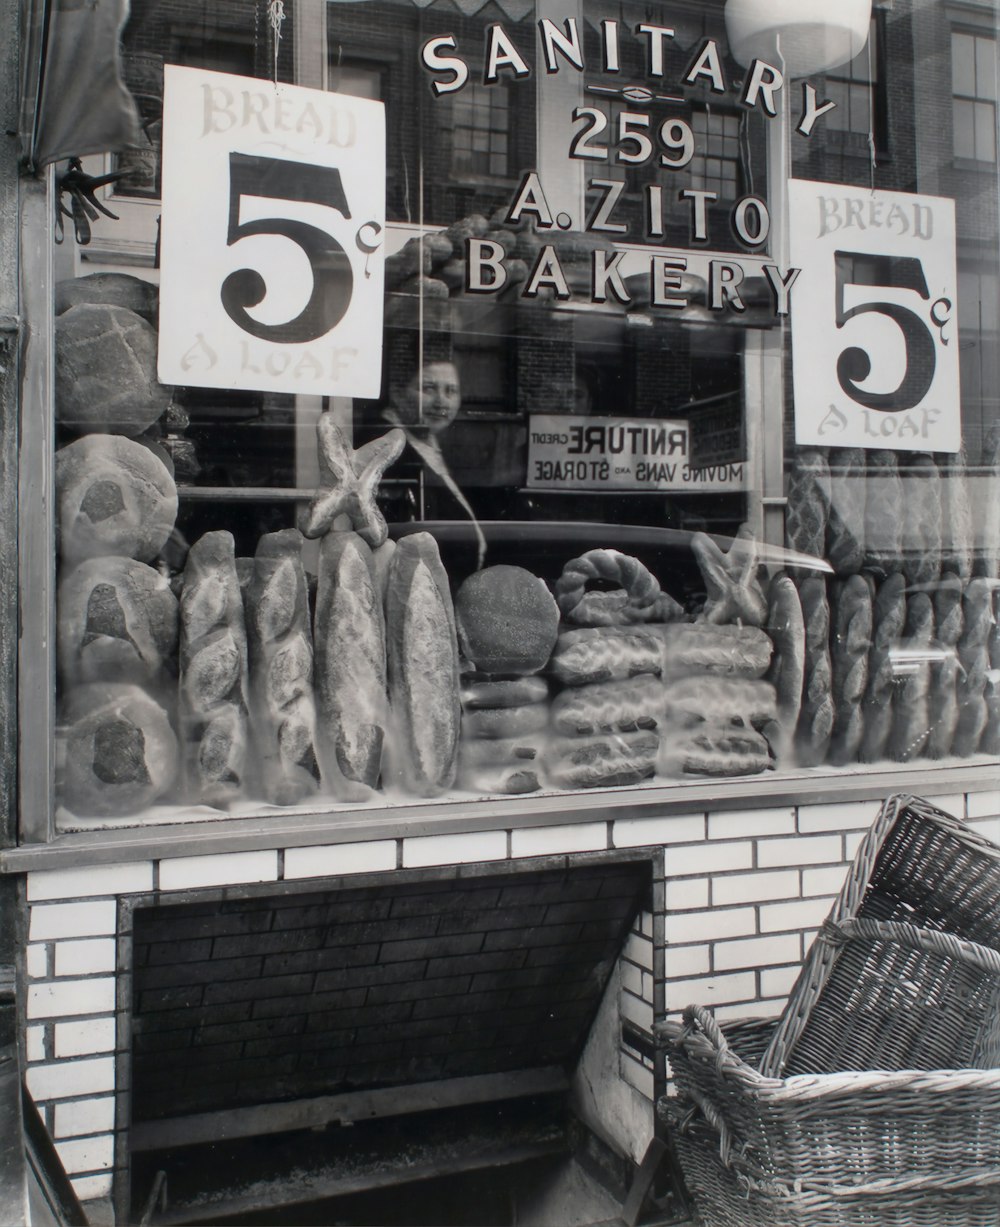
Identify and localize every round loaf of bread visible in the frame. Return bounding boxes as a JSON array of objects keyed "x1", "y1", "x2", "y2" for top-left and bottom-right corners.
[
  {"x1": 55, "y1": 273, "x2": 159, "y2": 324},
  {"x1": 455, "y1": 565, "x2": 559, "y2": 675},
  {"x1": 55, "y1": 304, "x2": 172, "y2": 436},
  {"x1": 56, "y1": 434, "x2": 178, "y2": 564},
  {"x1": 58, "y1": 556, "x2": 178, "y2": 686},
  {"x1": 62, "y1": 682, "x2": 178, "y2": 816}
]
